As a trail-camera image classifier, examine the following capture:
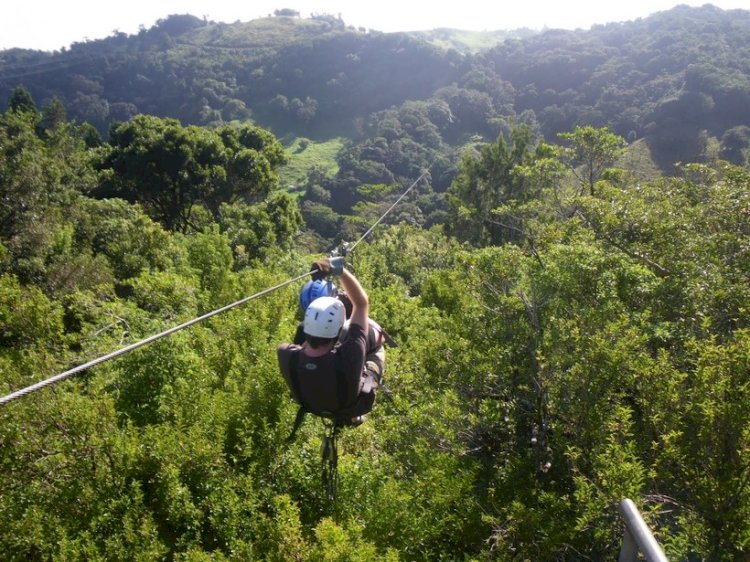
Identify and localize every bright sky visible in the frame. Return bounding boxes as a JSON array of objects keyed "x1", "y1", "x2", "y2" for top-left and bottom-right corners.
[{"x1": 3, "y1": 0, "x2": 749, "y2": 51}]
